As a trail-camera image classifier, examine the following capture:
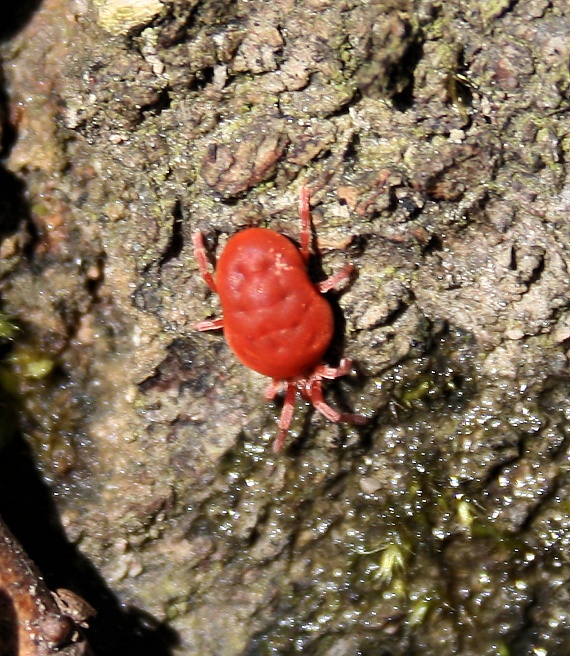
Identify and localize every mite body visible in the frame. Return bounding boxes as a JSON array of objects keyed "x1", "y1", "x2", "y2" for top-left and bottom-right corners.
[{"x1": 193, "y1": 187, "x2": 367, "y2": 451}]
